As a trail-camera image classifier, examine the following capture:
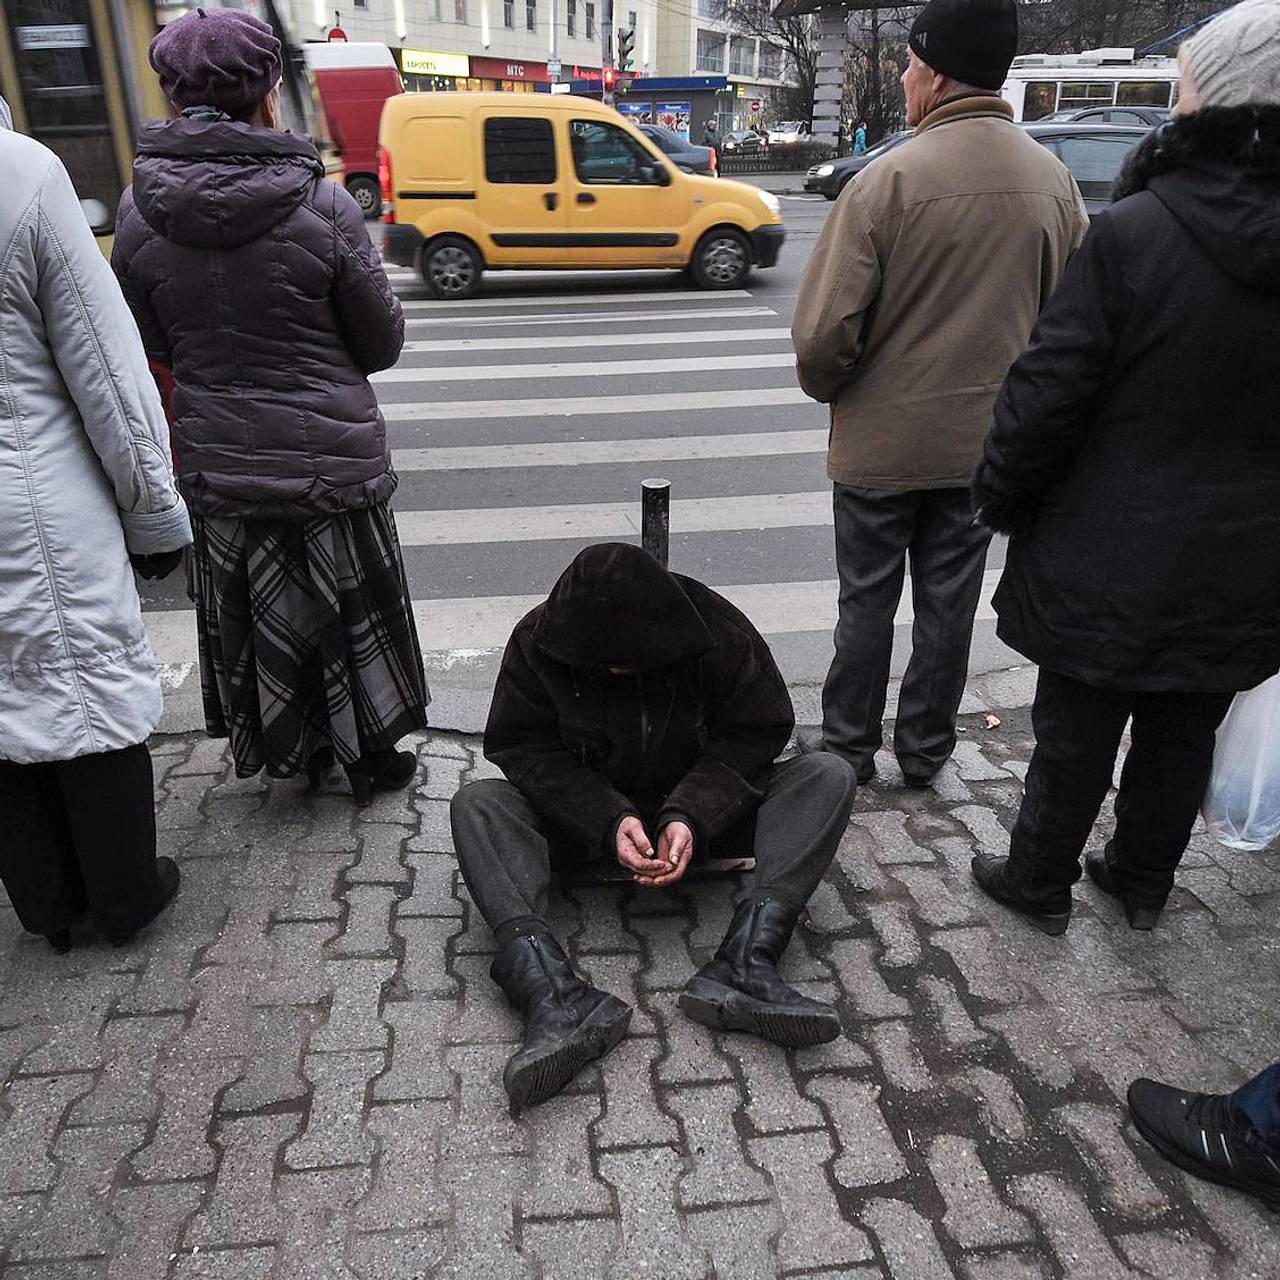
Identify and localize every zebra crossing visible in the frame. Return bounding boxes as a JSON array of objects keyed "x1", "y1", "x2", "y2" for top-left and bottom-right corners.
[{"x1": 142, "y1": 264, "x2": 1005, "y2": 730}]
